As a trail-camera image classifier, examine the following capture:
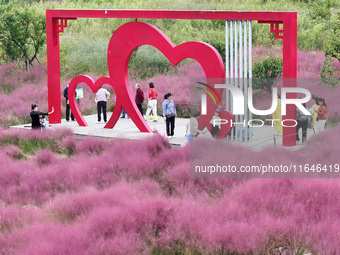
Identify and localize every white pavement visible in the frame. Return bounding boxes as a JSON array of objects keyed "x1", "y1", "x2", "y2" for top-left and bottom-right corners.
[{"x1": 11, "y1": 113, "x2": 315, "y2": 151}]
